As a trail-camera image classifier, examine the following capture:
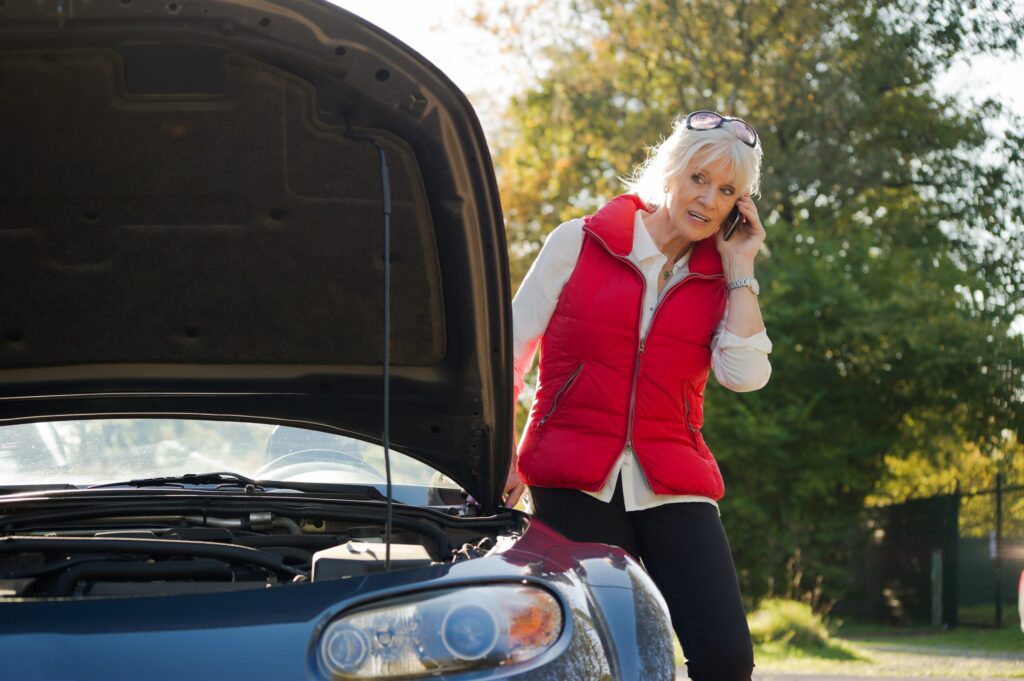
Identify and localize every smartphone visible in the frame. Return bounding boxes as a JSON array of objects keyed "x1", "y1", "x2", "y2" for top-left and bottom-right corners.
[{"x1": 722, "y1": 205, "x2": 742, "y2": 240}]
